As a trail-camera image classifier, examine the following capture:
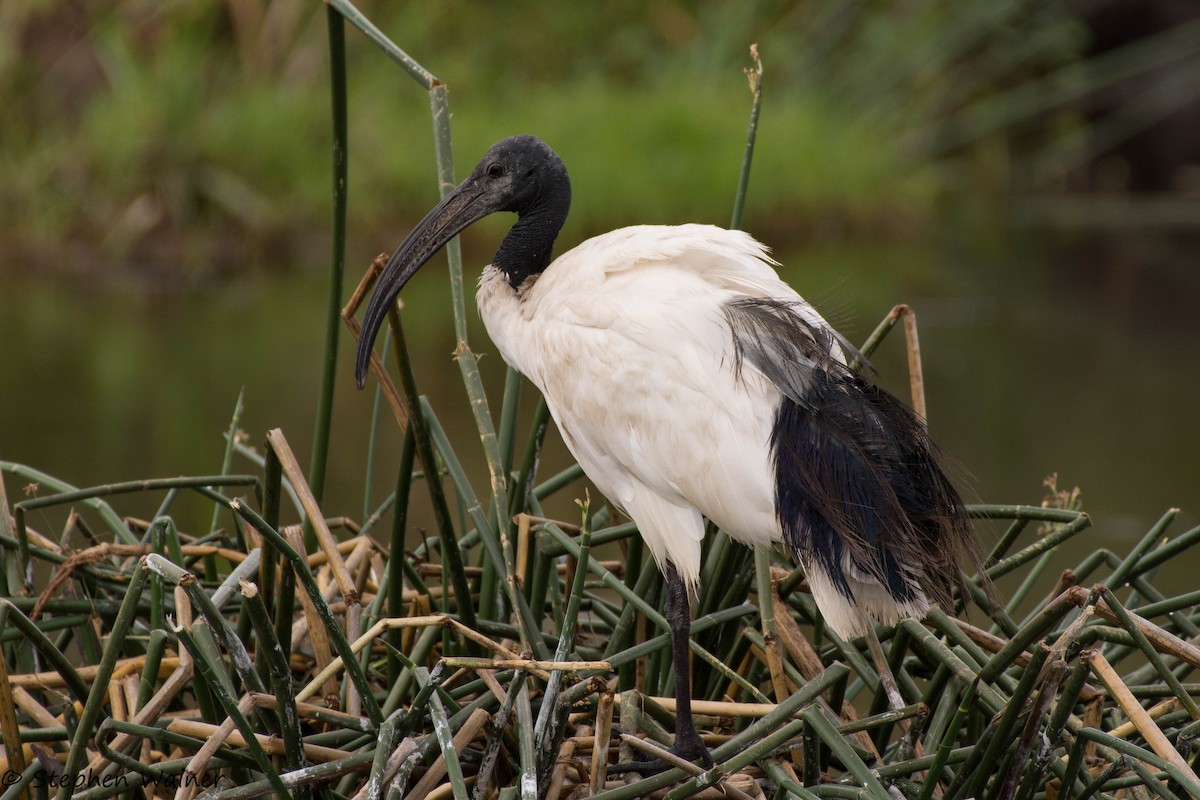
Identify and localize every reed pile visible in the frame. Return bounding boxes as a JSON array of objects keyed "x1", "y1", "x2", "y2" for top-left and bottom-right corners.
[{"x1": 2, "y1": 447, "x2": 1199, "y2": 800}]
